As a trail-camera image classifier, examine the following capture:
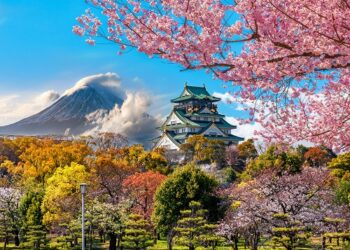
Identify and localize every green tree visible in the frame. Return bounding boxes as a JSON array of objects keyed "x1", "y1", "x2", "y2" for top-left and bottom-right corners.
[
  {"x1": 85, "y1": 200, "x2": 126, "y2": 250},
  {"x1": 152, "y1": 164, "x2": 219, "y2": 250},
  {"x1": 174, "y1": 201, "x2": 223, "y2": 250},
  {"x1": 270, "y1": 213, "x2": 308, "y2": 250},
  {"x1": 19, "y1": 189, "x2": 44, "y2": 229},
  {"x1": 242, "y1": 145, "x2": 302, "y2": 180},
  {"x1": 122, "y1": 214, "x2": 153, "y2": 250},
  {"x1": 56, "y1": 220, "x2": 81, "y2": 249},
  {"x1": 328, "y1": 152, "x2": 350, "y2": 204},
  {"x1": 0, "y1": 209, "x2": 12, "y2": 250},
  {"x1": 23, "y1": 225, "x2": 48, "y2": 250}
]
